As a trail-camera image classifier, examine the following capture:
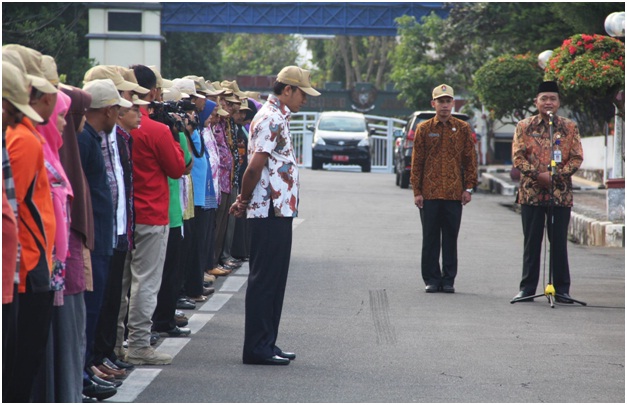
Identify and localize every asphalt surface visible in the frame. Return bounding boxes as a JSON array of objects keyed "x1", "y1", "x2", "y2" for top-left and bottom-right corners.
[{"x1": 116, "y1": 167, "x2": 624, "y2": 403}]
